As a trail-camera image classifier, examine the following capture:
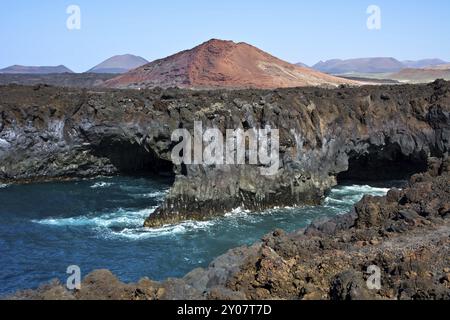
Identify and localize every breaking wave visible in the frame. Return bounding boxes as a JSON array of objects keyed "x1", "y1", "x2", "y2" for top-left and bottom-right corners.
[
  {"x1": 130, "y1": 190, "x2": 169, "y2": 199},
  {"x1": 90, "y1": 182, "x2": 114, "y2": 189},
  {"x1": 33, "y1": 207, "x2": 156, "y2": 228},
  {"x1": 324, "y1": 184, "x2": 389, "y2": 209},
  {"x1": 33, "y1": 206, "x2": 215, "y2": 240}
]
